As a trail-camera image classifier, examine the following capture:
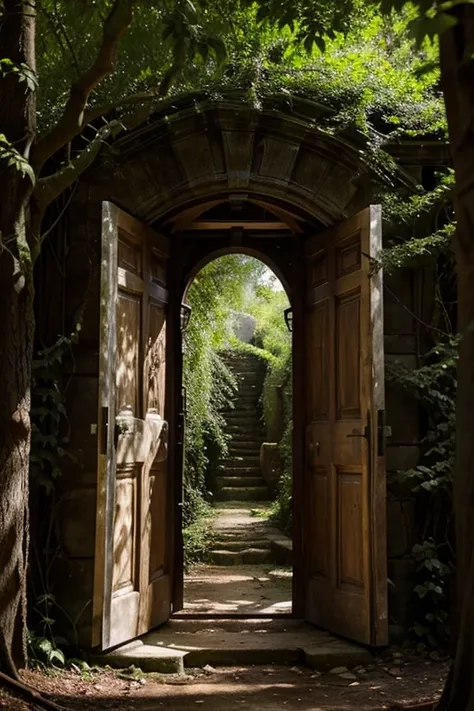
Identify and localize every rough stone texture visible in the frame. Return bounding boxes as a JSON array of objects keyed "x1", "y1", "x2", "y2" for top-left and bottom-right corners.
[
  {"x1": 216, "y1": 351, "x2": 269, "y2": 502},
  {"x1": 189, "y1": 503, "x2": 292, "y2": 612},
  {"x1": 260, "y1": 443, "x2": 282, "y2": 496},
  {"x1": 101, "y1": 618, "x2": 373, "y2": 673},
  {"x1": 386, "y1": 499, "x2": 417, "y2": 558},
  {"x1": 387, "y1": 558, "x2": 416, "y2": 627}
]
